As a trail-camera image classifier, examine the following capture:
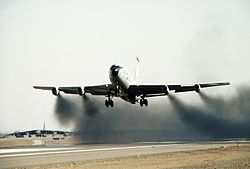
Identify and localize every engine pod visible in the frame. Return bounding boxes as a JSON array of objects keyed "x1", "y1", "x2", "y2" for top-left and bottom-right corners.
[
  {"x1": 194, "y1": 84, "x2": 201, "y2": 93},
  {"x1": 52, "y1": 87, "x2": 59, "y2": 95}
]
